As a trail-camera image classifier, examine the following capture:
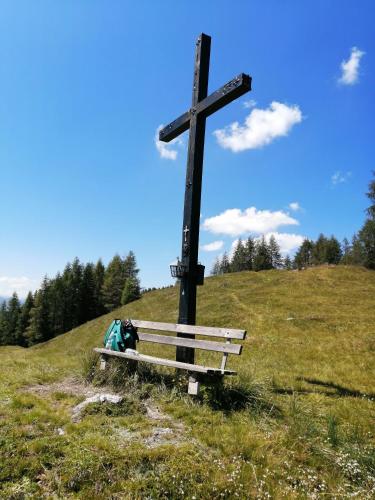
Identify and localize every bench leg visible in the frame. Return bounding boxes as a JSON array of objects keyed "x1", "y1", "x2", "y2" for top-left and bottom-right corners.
[
  {"x1": 100, "y1": 355, "x2": 107, "y2": 371},
  {"x1": 188, "y1": 374, "x2": 200, "y2": 396}
]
